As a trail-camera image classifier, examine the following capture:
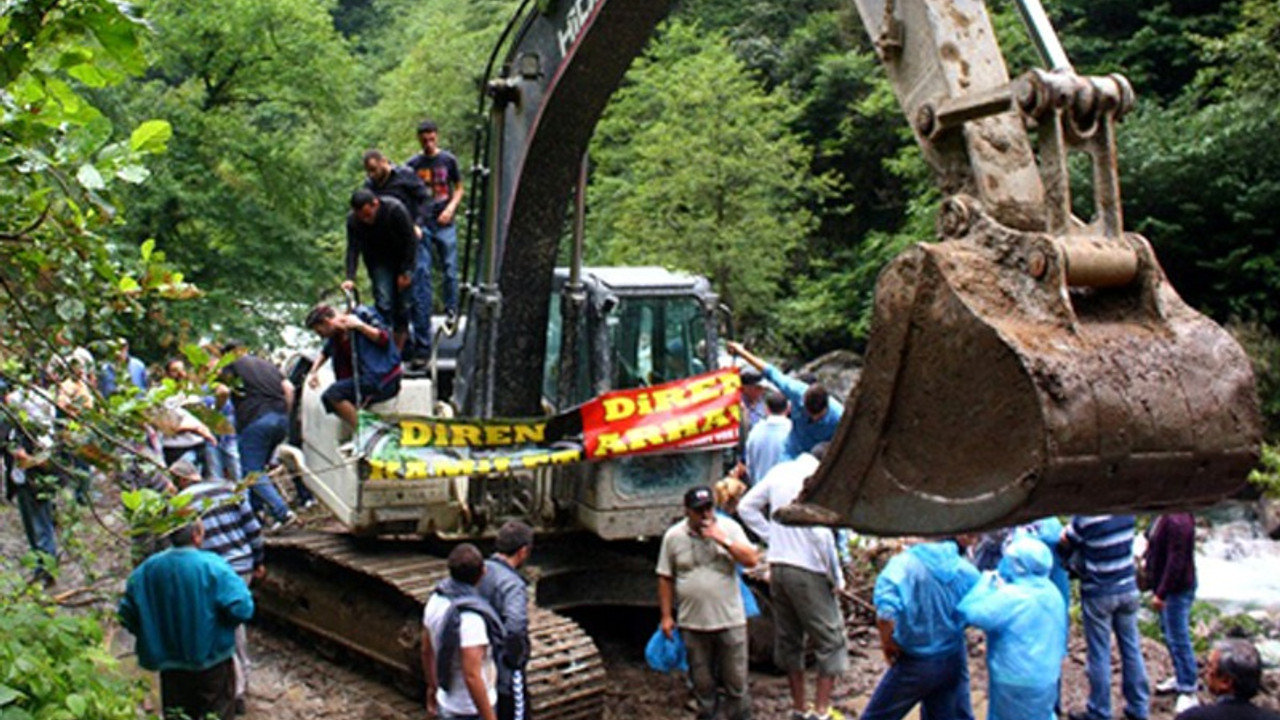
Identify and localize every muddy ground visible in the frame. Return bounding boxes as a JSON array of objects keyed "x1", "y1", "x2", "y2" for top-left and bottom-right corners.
[{"x1": 4, "y1": 492, "x2": 1280, "y2": 720}]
